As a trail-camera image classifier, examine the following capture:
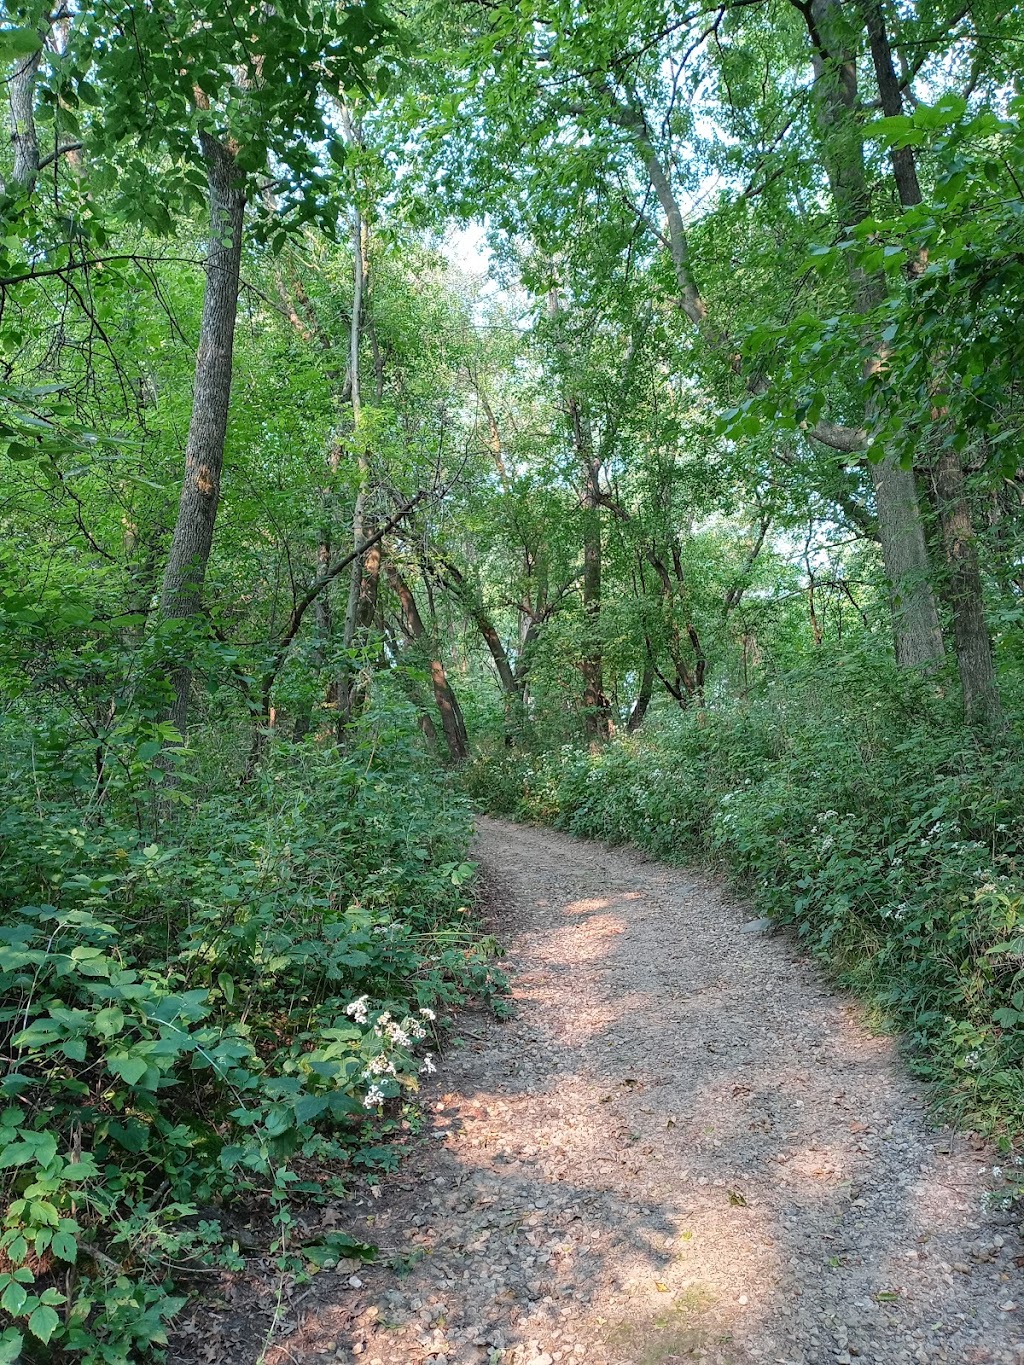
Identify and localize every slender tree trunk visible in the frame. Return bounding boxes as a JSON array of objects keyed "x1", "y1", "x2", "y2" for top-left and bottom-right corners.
[
  {"x1": 547, "y1": 288, "x2": 610, "y2": 746},
  {"x1": 859, "y1": 0, "x2": 1001, "y2": 725},
  {"x1": 159, "y1": 135, "x2": 245, "y2": 737},
  {"x1": 626, "y1": 659, "x2": 655, "y2": 733},
  {"x1": 802, "y1": 0, "x2": 944, "y2": 670},
  {"x1": 337, "y1": 210, "x2": 370, "y2": 729},
  {"x1": 580, "y1": 438, "x2": 610, "y2": 746},
  {"x1": 385, "y1": 565, "x2": 469, "y2": 763}
]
